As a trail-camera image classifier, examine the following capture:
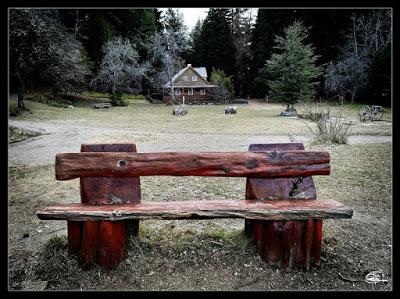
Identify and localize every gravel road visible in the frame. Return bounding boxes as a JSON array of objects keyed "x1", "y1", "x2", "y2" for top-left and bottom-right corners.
[{"x1": 8, "y1": 119, "x2": 392, "y2": 164}]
